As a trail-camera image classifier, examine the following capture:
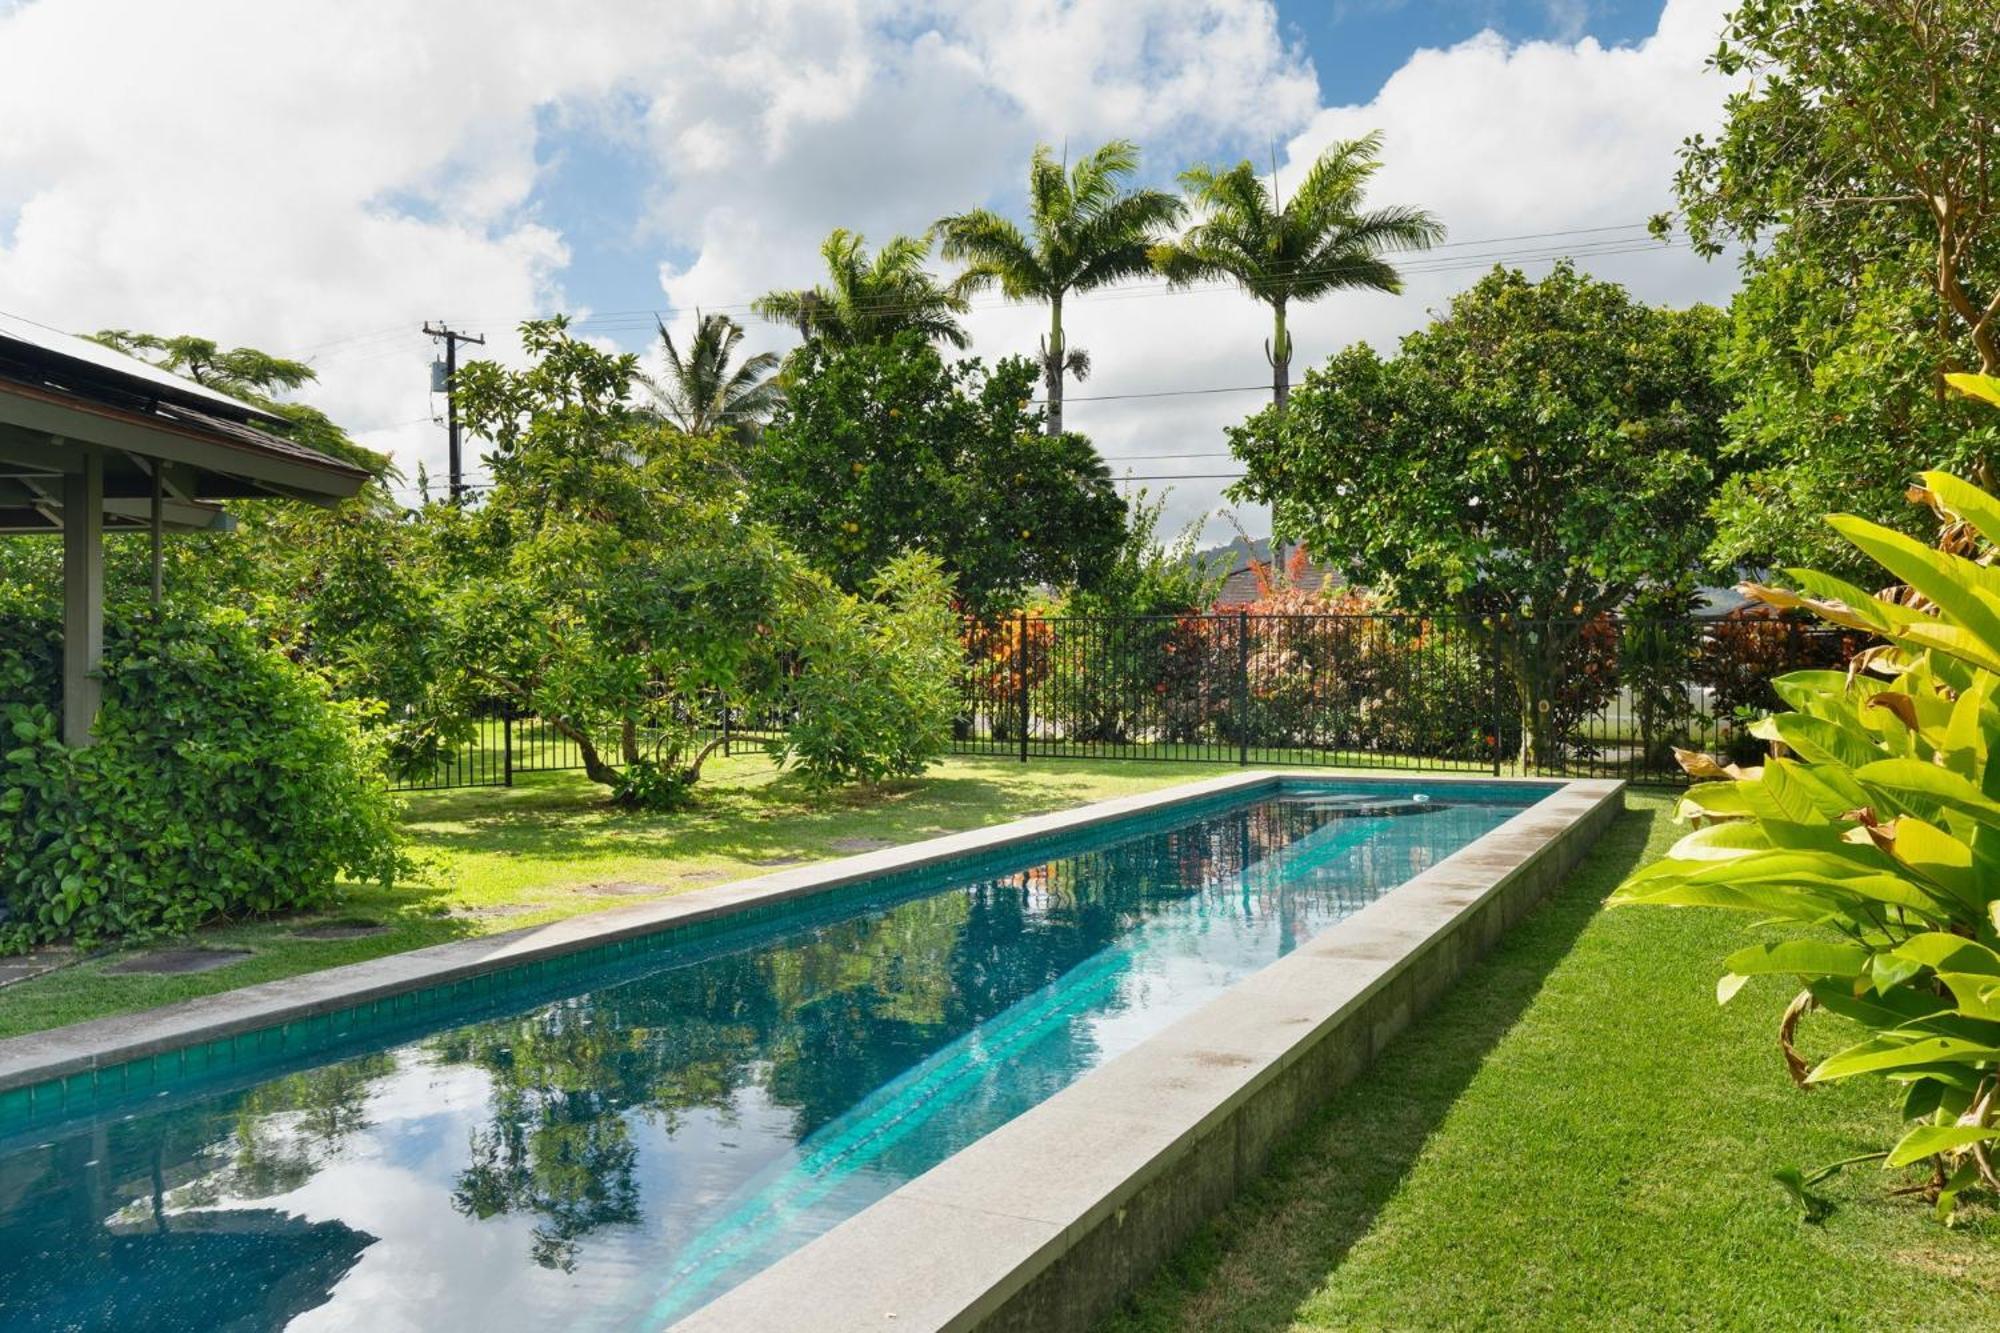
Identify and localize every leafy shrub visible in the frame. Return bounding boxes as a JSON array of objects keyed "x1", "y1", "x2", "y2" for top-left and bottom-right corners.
[
  {"x1": 1613, "y1": 374, "x2": 2000, "y2": 1219},
  {"x1": 775, "y1": 552, "x2": 960, "y2": 787},
  {"x1": 0, "y1": 595, "x2": 403, "y2": 951}
]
